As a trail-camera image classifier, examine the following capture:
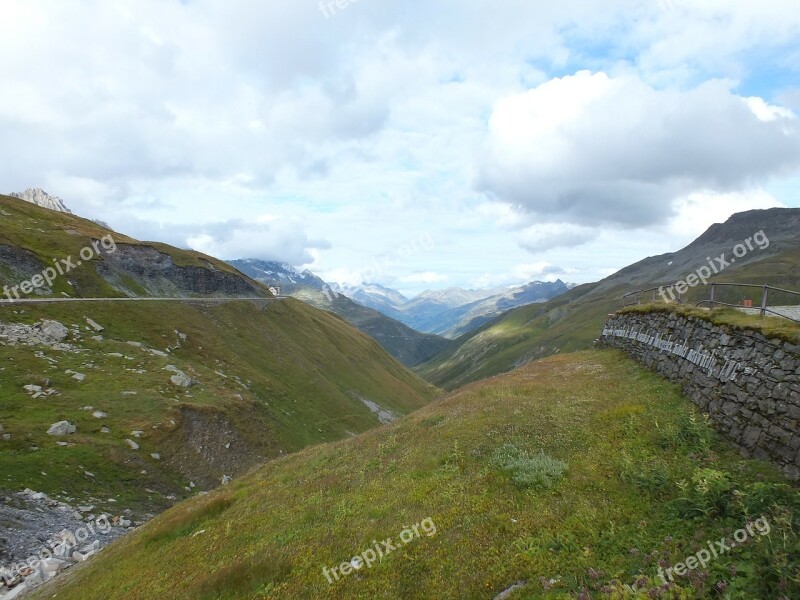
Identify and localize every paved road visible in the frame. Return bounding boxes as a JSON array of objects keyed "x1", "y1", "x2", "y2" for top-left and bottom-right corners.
[
  {"x1": 0, "y1": 296, "x2": 287, "y2": 305},
  {"x1": 740, "y1": 306, "x2": 800, "y2": 322}
]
